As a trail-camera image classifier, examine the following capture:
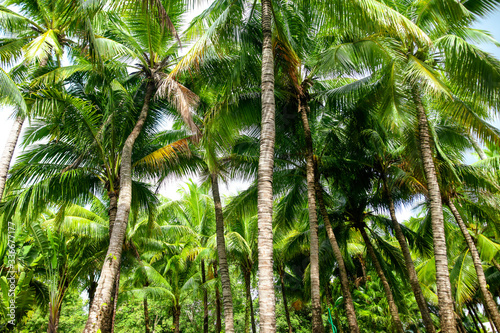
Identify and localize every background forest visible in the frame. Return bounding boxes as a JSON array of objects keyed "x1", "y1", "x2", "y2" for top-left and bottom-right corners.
[{"x1": 1, "y1": 0, "x2": 500, "y2": 332}]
